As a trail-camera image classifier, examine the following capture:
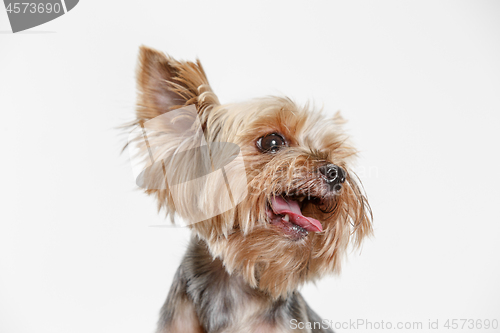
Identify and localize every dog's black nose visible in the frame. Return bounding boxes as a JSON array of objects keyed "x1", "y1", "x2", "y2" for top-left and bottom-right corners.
[{"x1": 319, "y1": 164, "x2": 346, "y2": 186}]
